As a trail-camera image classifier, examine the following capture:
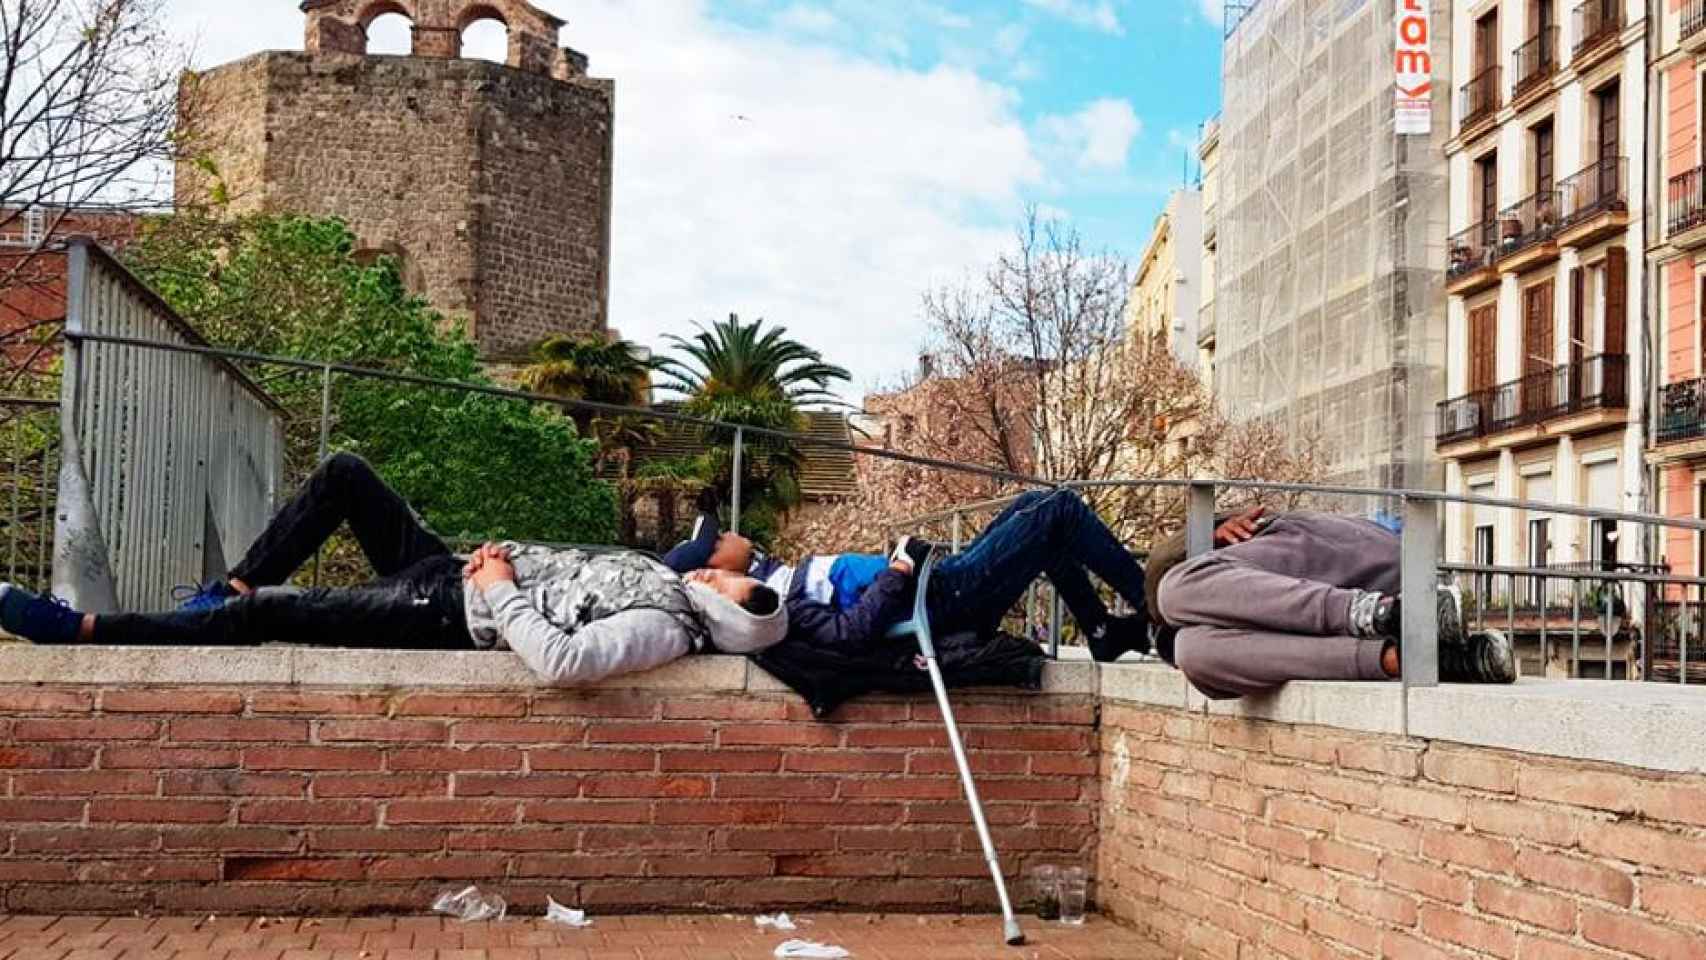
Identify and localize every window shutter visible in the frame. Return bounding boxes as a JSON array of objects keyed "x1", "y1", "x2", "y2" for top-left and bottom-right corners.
[
  {"x1": 1570, "y1": 266, "x2": 1584, "y2": 366},
  {"x1": 1604, "y1": 247, "x2": 1627, "y2": 356}
]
